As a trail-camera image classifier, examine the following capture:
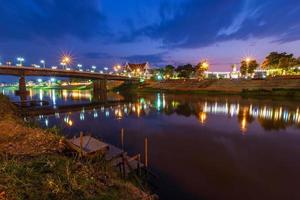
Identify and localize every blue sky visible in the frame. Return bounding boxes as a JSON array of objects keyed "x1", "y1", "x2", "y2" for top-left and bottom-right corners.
[{"x1": 1, "y1": 0, "x2": 300, "y2": 75}]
